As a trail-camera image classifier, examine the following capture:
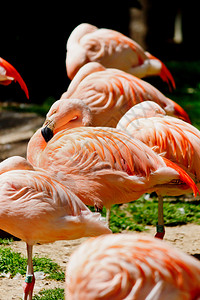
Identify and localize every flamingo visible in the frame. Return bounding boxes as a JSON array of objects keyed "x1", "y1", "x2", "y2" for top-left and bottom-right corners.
[
  {"x1": 66, "y1": 23, "x2": 176, "y2": 91},
  {"x1": 59, "y1": 63, "x2": 190, "y2": 130},
  {"x1": 0, "y1": 156, "x2": 111, "y2": 300},
  {"x1": 65, "y1": 233, "x2": 200, "y2": 299},
  {"x1": 0, "y1": 57, "x2": 29, "y2": 99},
  {"x1": 117, "y1": 101, "x2": 200, "y2": 238},
  {"x1": 27, "y1": 126, "x2": 198, "y2": 227}
]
